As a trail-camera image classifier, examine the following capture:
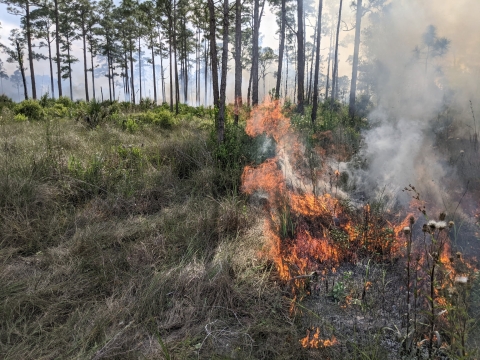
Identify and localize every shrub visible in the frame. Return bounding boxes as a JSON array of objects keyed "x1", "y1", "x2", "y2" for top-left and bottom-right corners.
[
  {"x1": 39, "y1": 93, "x2": 56, "y2": 108},
  {"x1": 56, "y1": 96, "x2": 74, "y2": 108},
  {"x1": 154, "y1": 109, "x2": 176, "y2": 128},
  {"x1": 0, "y1": 94, "x2": 14, "y2": 112},
  {"x1": 13, "y1": 113, "x2": 28, "y2": 122},
  {"x1": 46, "y1": 103, "x2": 69, "y2": 118},
  {"x1": 14, "y1": 99, "x2": 44, "y2": 121},
  {"x1": 122, "y1": 116, "x2": 138, "y2": 133},
  {"x1": 137, "y1": 110, "x2": 157, "y2": 124}
]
